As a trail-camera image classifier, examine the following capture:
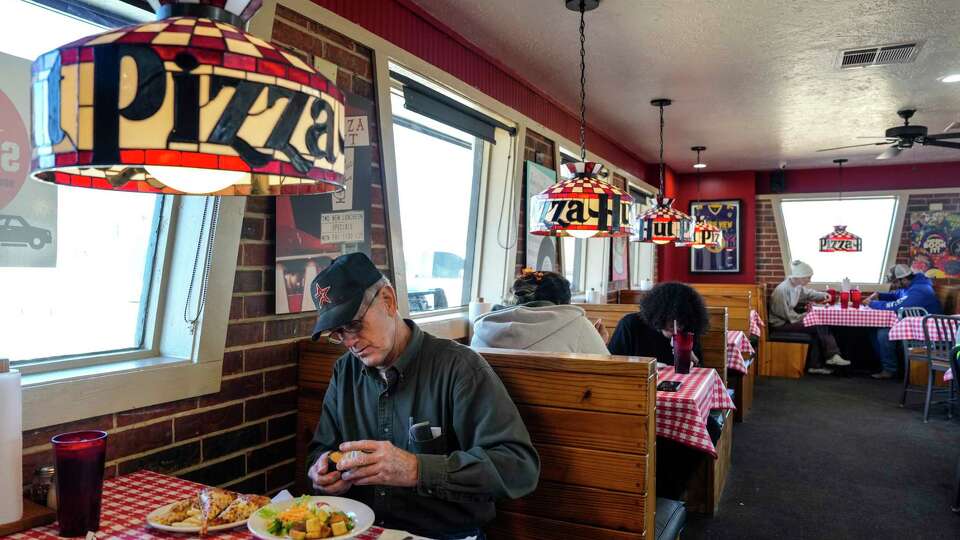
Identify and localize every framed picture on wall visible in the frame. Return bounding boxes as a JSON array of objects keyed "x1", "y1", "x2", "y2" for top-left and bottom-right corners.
[
  {"x1": 690, "y1": 199, "x2": 741, "y2": 273},
  {"x1": 525, "y1": 160, "x2": 560, "y2": 272}
]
